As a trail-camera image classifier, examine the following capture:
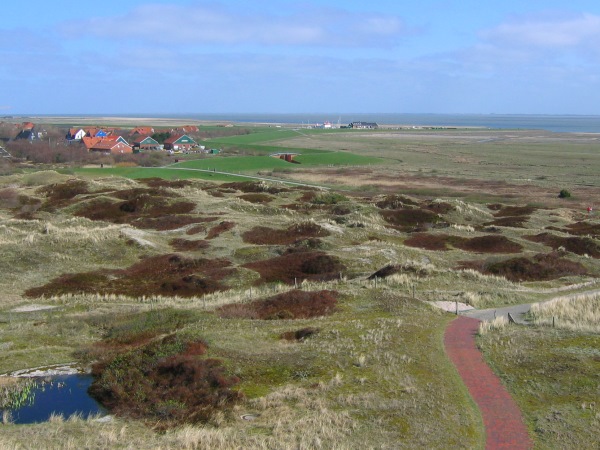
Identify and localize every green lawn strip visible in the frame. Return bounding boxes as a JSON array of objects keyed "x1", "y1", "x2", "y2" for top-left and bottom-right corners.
[
  {"x1": 171, "y1": 153, "x2": 381, "y2": 173},
  {"x1": 478, "y1": 326, "x2": 600, "y2": 449},
  {"x1": 172, "y1": 156, "x2": 293, "y2": 173},
  {"x1": 216, "y1": 143, "x2": 331, "y2": 156},
  {"x1": 295, "y1": 152, "x2": 383, "y2": 166},
  {"x1": 74, "y1": 167, "x2": 244, "y2": 182},
  {"x1": 209, "y1": 129, "x2": 306, "y2": 145}
]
